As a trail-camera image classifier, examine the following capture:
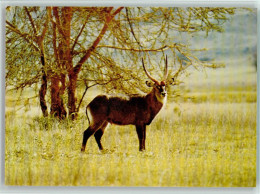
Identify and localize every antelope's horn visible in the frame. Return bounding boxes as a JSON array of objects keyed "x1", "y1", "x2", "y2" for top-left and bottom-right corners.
[
  {"x1": 142, "y1": 58, "x2": 159, "y2": 84},
  {"x1": 163, "y1": 55, "x2": 169, "y2": 81}
]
